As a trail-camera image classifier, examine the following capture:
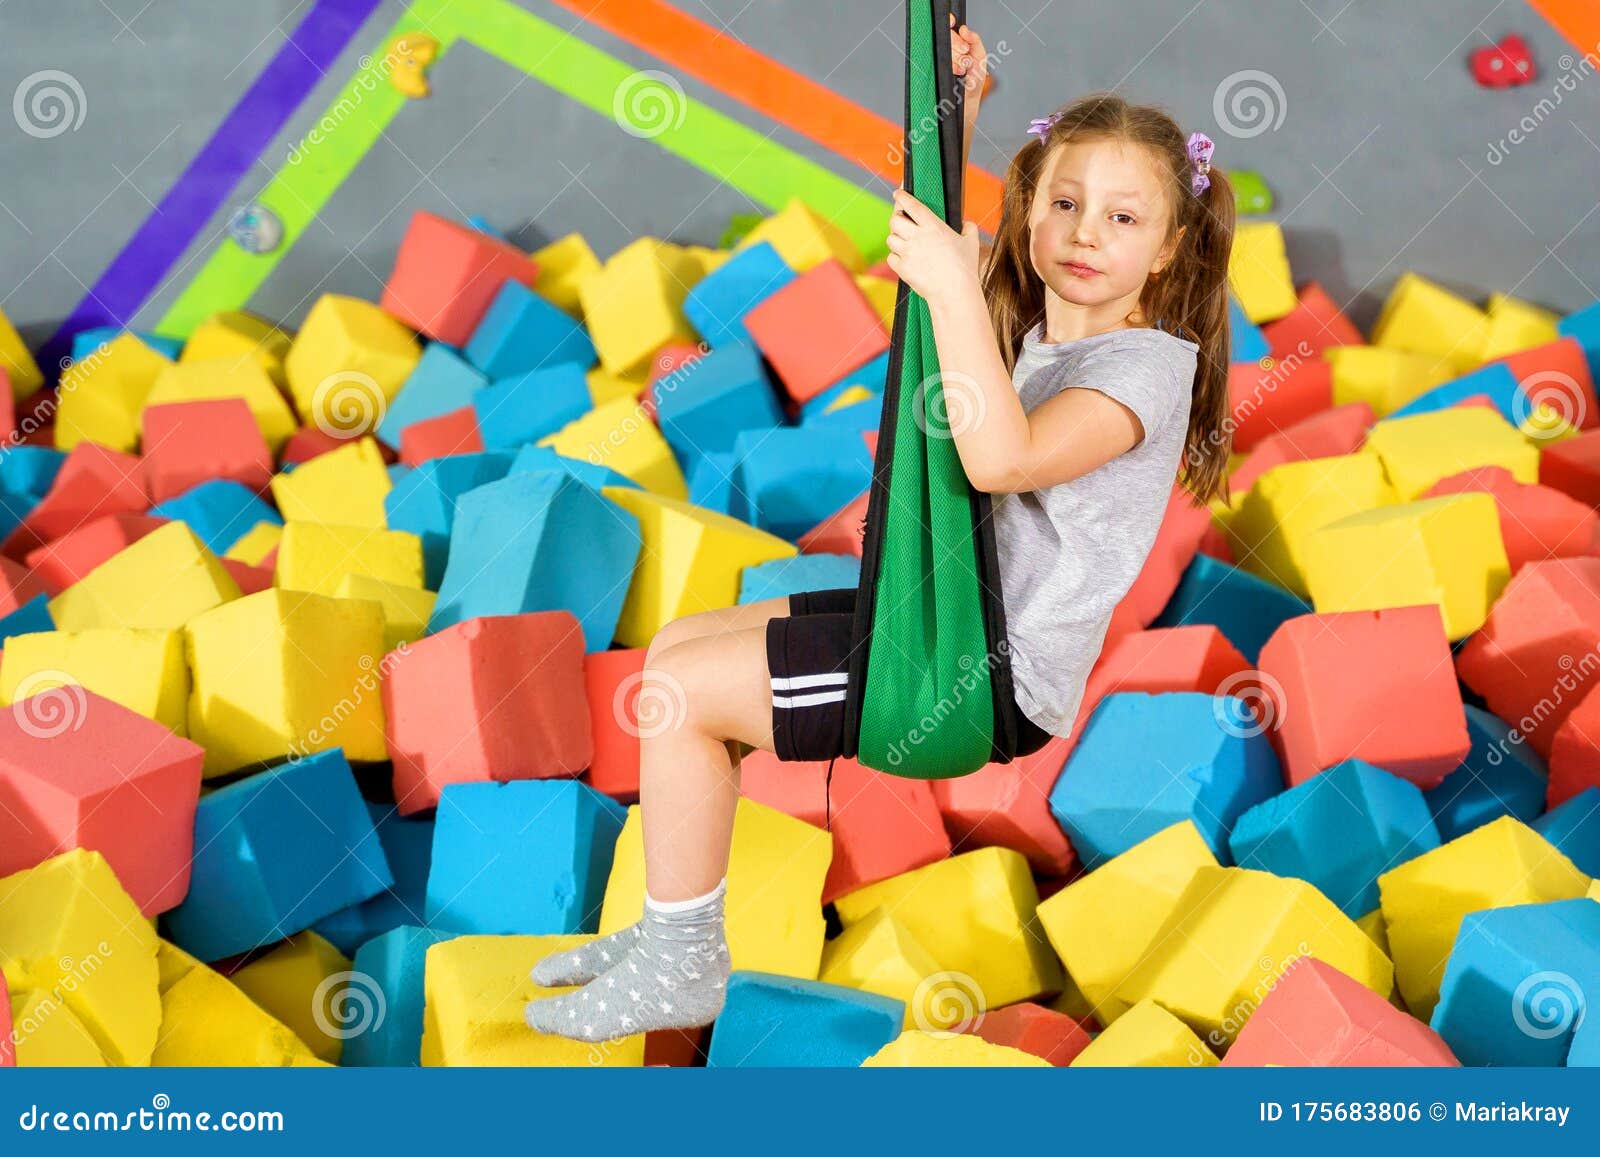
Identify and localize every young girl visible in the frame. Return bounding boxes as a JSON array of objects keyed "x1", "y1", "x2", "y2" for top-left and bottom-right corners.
[{"x1": 523, "y1": 18, "x2": 1235, "y2": 1044}]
